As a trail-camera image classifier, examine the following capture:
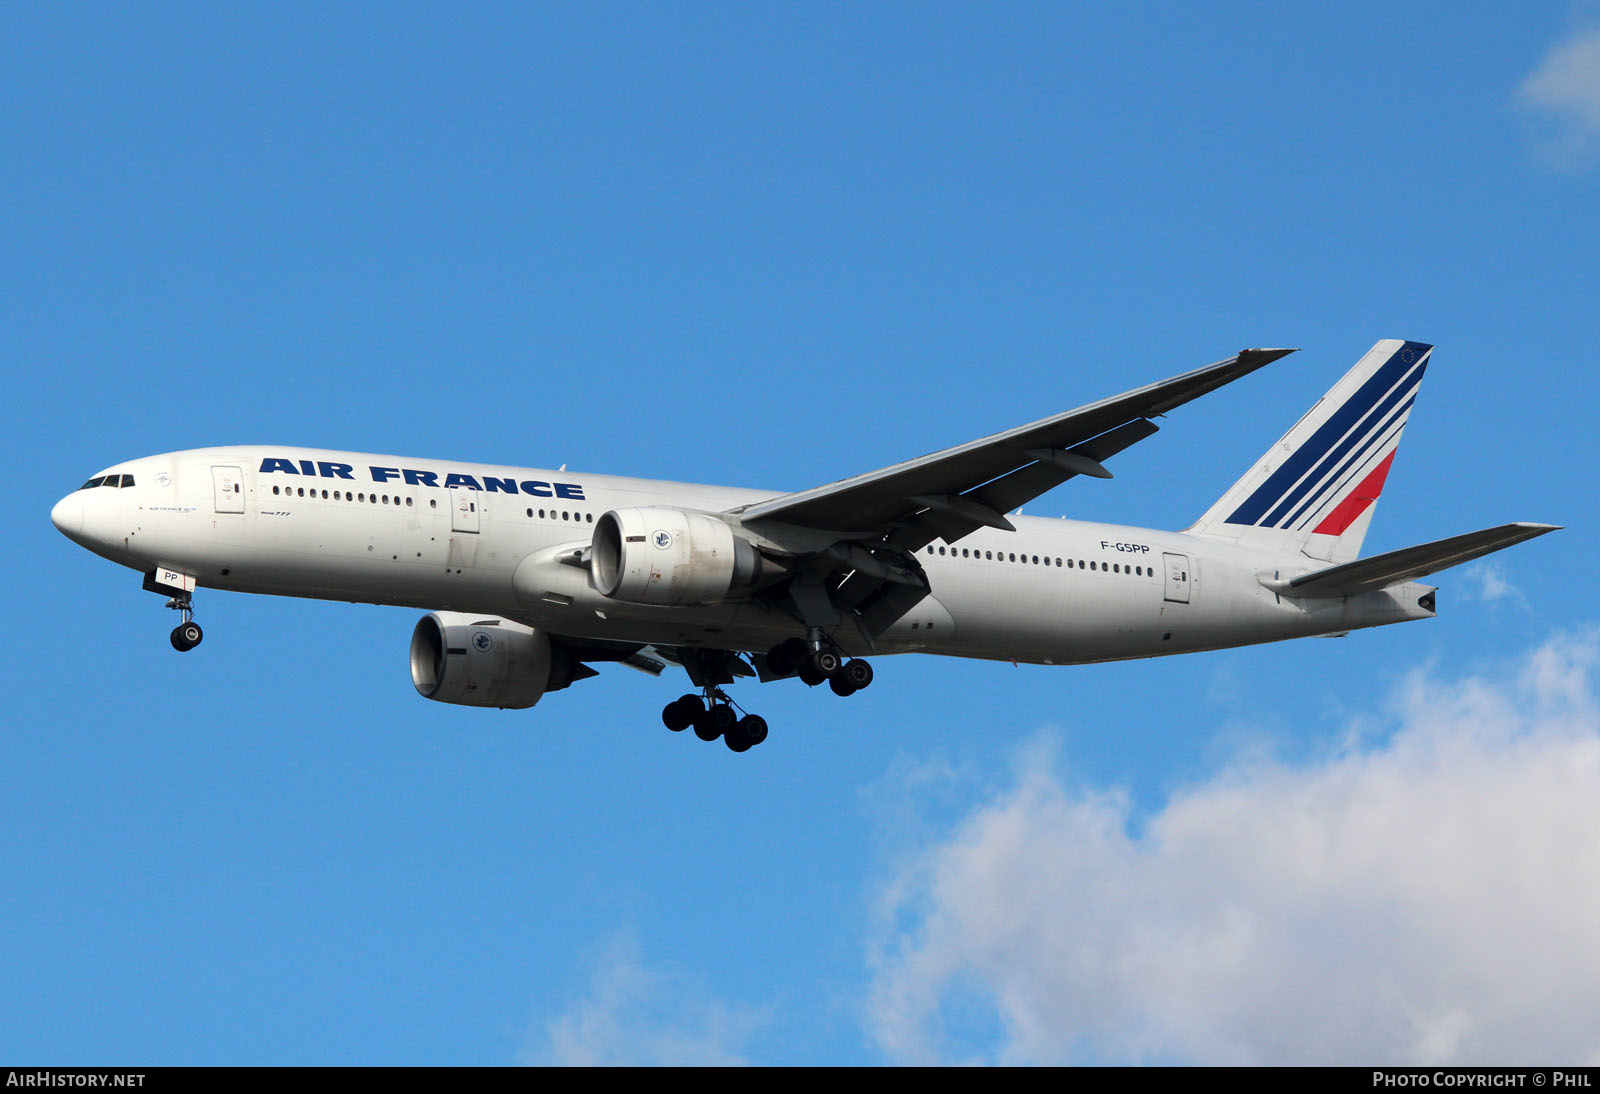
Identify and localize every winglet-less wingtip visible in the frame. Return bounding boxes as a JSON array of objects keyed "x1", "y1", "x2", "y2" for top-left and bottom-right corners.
[{"x1": 1239, "y1": 348, "x2": 1298, "y2": 366}]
